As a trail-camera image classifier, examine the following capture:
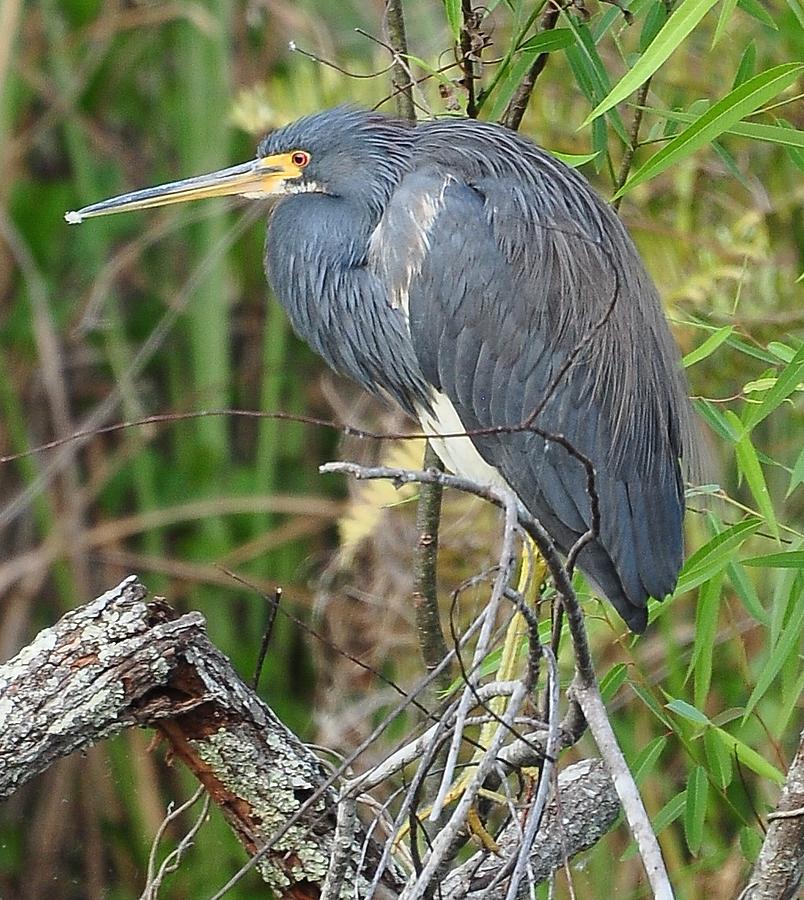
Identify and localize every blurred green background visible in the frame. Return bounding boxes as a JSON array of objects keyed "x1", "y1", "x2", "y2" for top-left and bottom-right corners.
[{"x1": 0, "y1": 0, "x2": 801, "y2": 897}]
